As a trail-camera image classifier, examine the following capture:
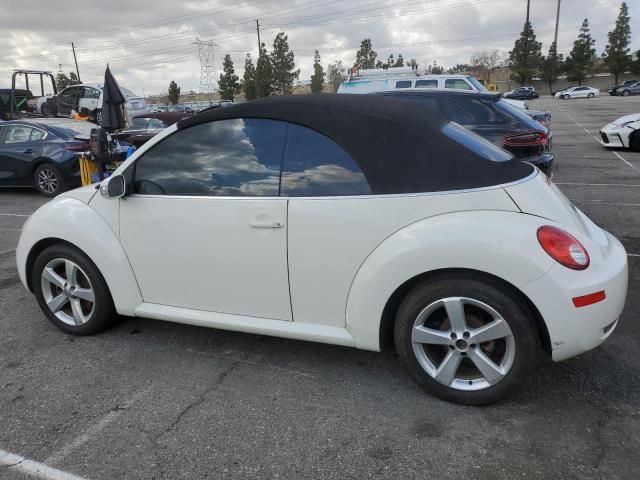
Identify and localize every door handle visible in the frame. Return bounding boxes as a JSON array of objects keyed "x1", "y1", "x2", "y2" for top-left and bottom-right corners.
[
  {"x1": 23, "y1": 149, "x2": 33, "y2": 154},
  {"x1": 249, "y1": 219, "x2": 284, "y2": 229}
]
